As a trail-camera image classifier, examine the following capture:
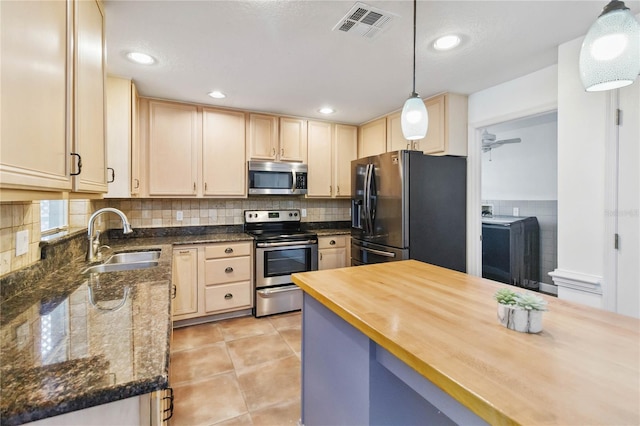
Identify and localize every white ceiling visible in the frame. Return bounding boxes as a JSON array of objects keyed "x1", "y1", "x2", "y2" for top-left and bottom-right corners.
[{"x1": 104, "y1": 0, "x2": 640, "y2": 125}]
